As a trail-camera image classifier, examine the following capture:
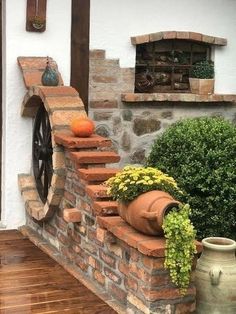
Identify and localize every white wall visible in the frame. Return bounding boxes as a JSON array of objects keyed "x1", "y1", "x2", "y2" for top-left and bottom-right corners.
[
  {"x1": 90, "y1": 0, "x2": 236, "y2": 93},
  {"x1": 1, "y1": 0, "x2": 72, "y2": 229}
]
